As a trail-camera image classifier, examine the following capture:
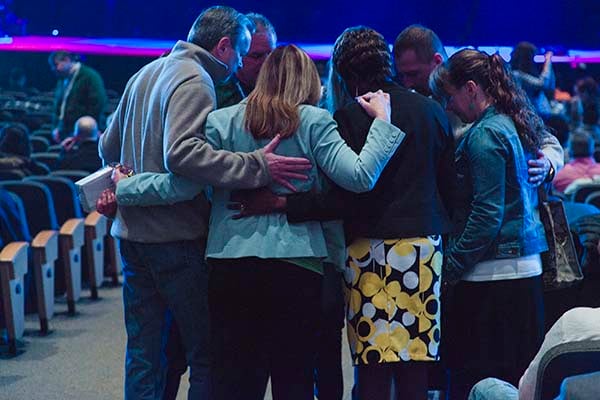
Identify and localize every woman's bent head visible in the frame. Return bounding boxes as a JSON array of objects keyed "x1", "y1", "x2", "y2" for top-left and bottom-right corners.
[
  {"x1": 430, "y1": 49, "x2": 544, "y2": 151},
  {"x1": 245, "y1": 44, "x2": 321, "y2": 139},
  {"x1": 327, "y1": 26, "x2": 392, "y2": 113}
]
